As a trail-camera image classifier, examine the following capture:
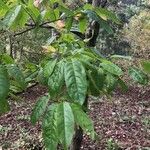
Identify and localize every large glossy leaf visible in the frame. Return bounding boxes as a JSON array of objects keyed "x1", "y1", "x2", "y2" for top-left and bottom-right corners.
[
  {"x1": 7, "y1": 64, "x2": 26, "y2": 90},
  {"x1": 31, "y1": 95, "x2": 49, "y2": 125},
  {"x1": 43, "y1": 59, "x2": 57, "y2": 78},
  {"x1": 42, "y1": 104, "x2": 58, "y2": 150},
  {"x1": 3, "y1": 5, "x2": 28, "y2": 29},
  {"x1": 100, "y1": 61, "x2": 123, "y2": 76},
  {"x1": 48, "y1": 62, "x2": 64, "y2": 97},
  {"x1": 56, "y1": 102, "x2": 74, "y2": 149},
  {"x1": 128, "y1": 67, "x2": 148, "y2": 85},
  {"x1": 141, "y1": 61, "x2": 150, "y2": 74},
  {"x1": 71, "y1": 103, "x2": 95, "y2": 140},
  {"x1": 64, "y1": 59, "x2": 87, "y2": 105}
]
